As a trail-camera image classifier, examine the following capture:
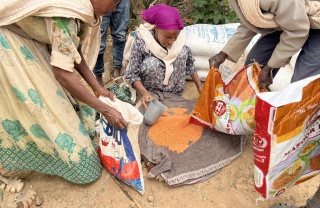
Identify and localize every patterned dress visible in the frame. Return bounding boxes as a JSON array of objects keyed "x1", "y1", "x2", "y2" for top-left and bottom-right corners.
[
  {"x1": 0, "y1": 17, "x2": 101, "y2": 184},
  {"x1": 125, "y1": 30, "x2": 196, "y2": 95}
]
